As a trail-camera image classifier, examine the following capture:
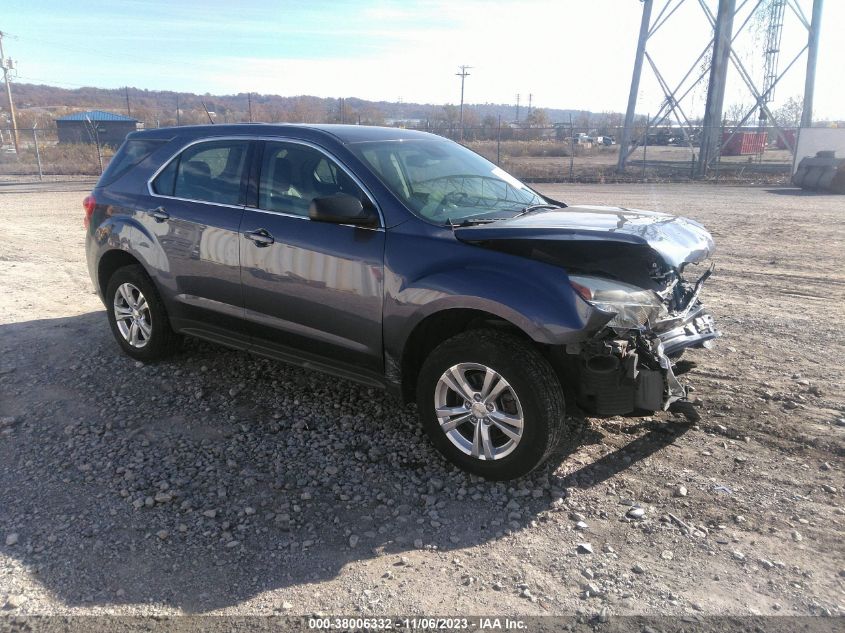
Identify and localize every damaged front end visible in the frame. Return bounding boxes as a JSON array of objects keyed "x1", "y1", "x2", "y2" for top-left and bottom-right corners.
[
  {"x1": 451, "y1": 204, "x2": 722, "y2": 414},
  {"x1": 566, "y1": 265, "x2": 720, "y2": 415}
]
